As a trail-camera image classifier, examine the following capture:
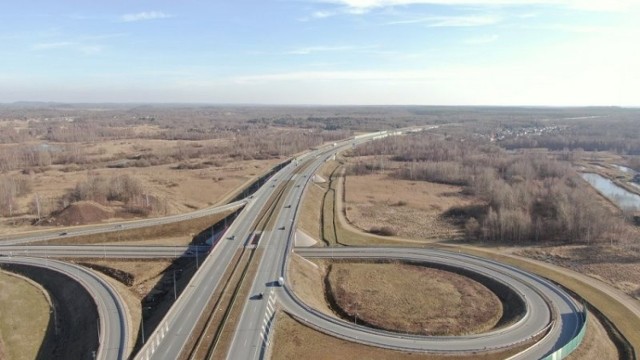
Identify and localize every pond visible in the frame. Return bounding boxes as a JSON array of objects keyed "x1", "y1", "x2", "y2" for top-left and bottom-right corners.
[
  {"x1": 581, "y1": 173, "x2": 640, "y2": 211},
  {"x1": 614, "y1": 164, "x2": 636, "y2": 174}
]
